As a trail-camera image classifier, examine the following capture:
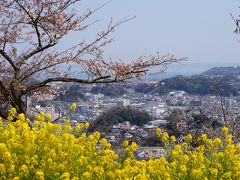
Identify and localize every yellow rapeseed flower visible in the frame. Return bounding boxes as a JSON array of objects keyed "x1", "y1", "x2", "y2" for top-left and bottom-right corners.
[
  {"x1": 35, "y1": 170, "x2": 44, "y2": 180},
  {"x1": 180, "y1": 165, "x2": 187, "y2": 174},
  {"x1": 170, "y1": 135, "x2": 176, "y2": 142},
  {"x1": 222, "y1": 172, "x2": 232, "y2": 179},
  {"x1": 84, "y1": 122, "x2": 90, "y2": 129},
  {"x1": 191, "y1": 168, "x2": 203, "y2": 177},
  {"x1": 213, "y1": 138, "x2": 222, "y2": 148},
  {"x1": 226, "y1": 135, "x2": 232, "y2": 145},
  {"x1": 71, "y1": 103, "x2": 77, "y2": 111},
  {"x1": 122, "y1": 140, "x2": 129, "y2": 148},
  {"x1": 0, "y1": 164, "x2": 6, "y2": 174},
  {"x1": 182, "y1": 142, "x2": 188, "y2": 150},
  {"x1": 0, "y1": 109, "x2": 240, "y2": 179},
  {"x1": 19, "y1": 164, "x2": 29, "y2": 176},
  {"x1": 130, "y1": 142, "x2": 138, "y2": 151},
  {"x1": 209, "y1": 168, "x2": 218, "y2": 177},
  {"x1": 201, "y1": 134, "x2": 207, "y2": 142},
  {"x1": 221, "y1": 127, "x2": 229, "y2": 135},
  {"x1": 186, "y1": 134, "x2": 193, "y2": 142},
  {"x1": 93, "y1": 131, "x2": 100, "y2": 140},
  {"x1": 18, "y1": 113, "x2": 26, "y2": 122},
  {"x1": 9, "y1": 108, "x2": 16, "y2": 117},
  {"x1": 162, "y1": 132, "x2": 169, "y2": 143},
  {"x1": 60, "y1": 172, "x2": 70, "y2": 180},
  {"x1": 83, "y1": 172, "x2": 91, "y2": 178},
  {"x1": 46, "y1": 114, "x2": 52, "y2": 122},
  {"x1": 155, "y1": 128, "x2": 162, "y2": 137}
]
